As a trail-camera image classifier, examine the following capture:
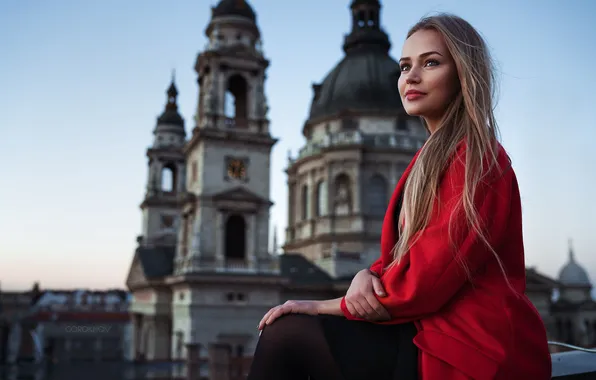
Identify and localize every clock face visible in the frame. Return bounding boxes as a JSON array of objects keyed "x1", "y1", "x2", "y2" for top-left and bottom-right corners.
[{"x1": 227, "y1": 159, "x2": 246, "y2": 180}]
